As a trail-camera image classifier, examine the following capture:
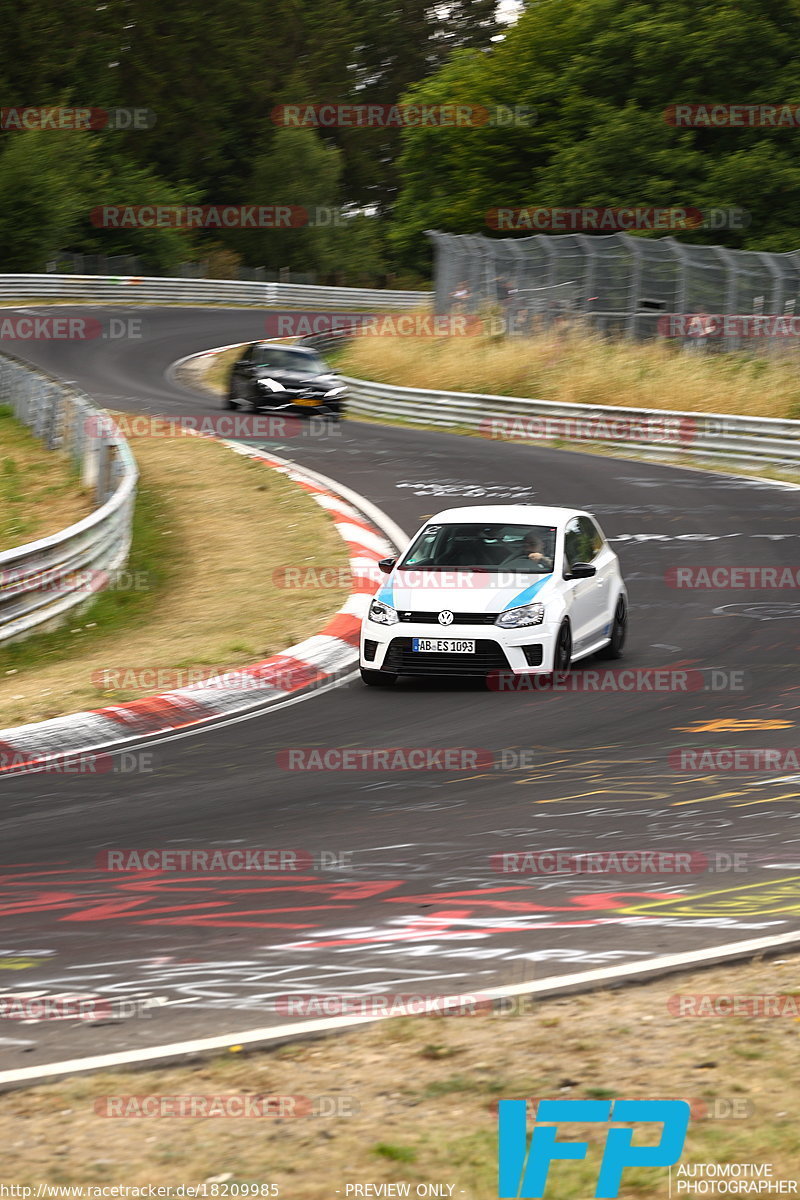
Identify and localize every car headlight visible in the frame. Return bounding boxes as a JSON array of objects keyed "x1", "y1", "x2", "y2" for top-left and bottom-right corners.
[
  {"x1": 368, "y1": 599, "x2": 399, "y2": 626},
  {"x1": 258, "y1": 377, "x2": 286, "y2": 391},
  {"x1": 495, "y1": 602, "x2": 545, "y2": 629}
]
